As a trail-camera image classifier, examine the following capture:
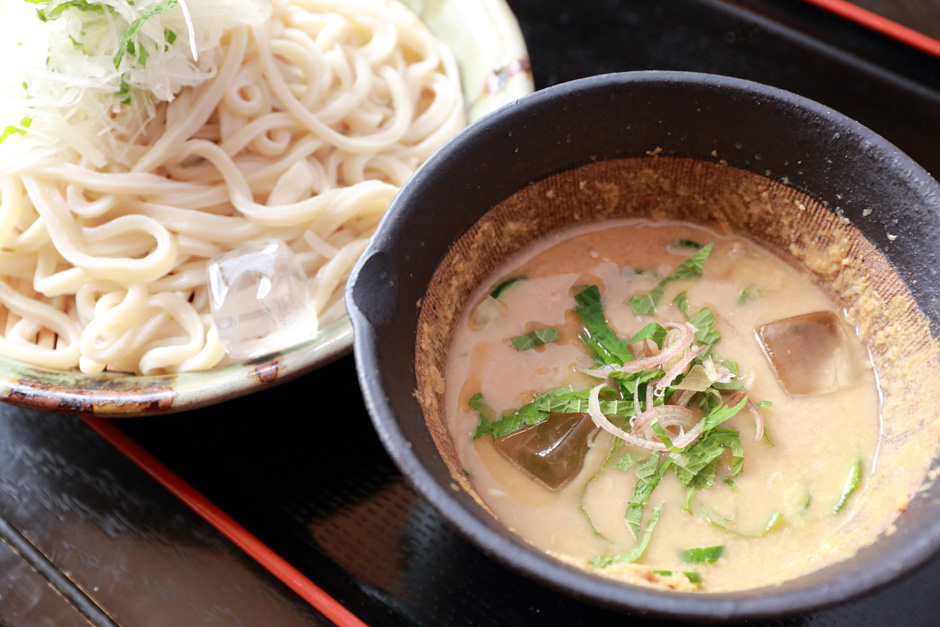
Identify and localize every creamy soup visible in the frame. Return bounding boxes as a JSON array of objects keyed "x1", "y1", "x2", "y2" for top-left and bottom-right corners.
[{"x1": 443, "y1": 219, "x2": 880, "y2": 592}]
